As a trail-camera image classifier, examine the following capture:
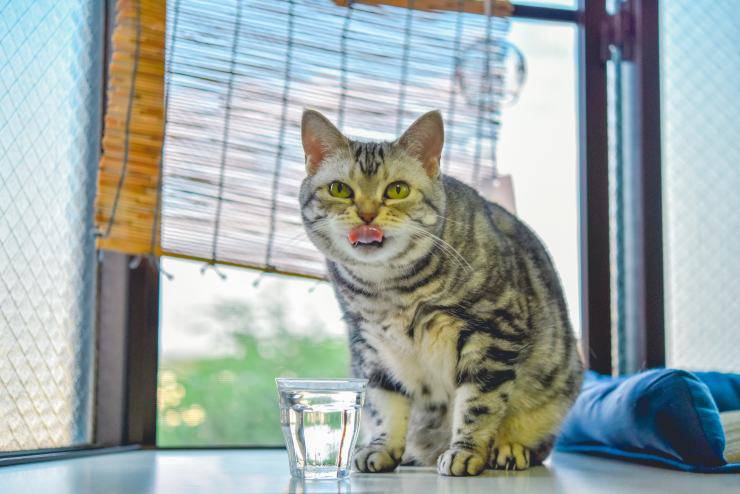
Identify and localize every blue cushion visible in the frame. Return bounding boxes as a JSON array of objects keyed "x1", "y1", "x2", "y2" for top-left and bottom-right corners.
[
  {"x1": 555, "y1": 368, "x2": 740, "y2": 473},
  {"x1": 694, "y1": 371, "x2": 740, "y2": 412}
]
